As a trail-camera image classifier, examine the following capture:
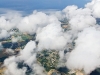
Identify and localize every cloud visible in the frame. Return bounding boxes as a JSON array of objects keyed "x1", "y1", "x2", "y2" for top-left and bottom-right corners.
[
  {"x1": 0, "y1": 29, "x2": 10, "y2": 39},
  {"x1": 0, "y1": 11, "x2": 22, "y2": 30},
  {"x1": 0, "y1": 42, "x2": 3, "y2": 50},
  {"x1": 66, "y1": 27, "x2": 100, "y2": 74},
  {"x1": 5, "y1": 62, "x2": 26, "y2": 75},
  {"x1": 36, "y1": 22, "x2": 67, "y2": 51},
  {"x1": 86, "y1": 0, "x2": 100, "y2": 18},
  {"x1": 4, "y1": 41, "x2": 46, "y2": 75},
  {"x1": 63, "y1": 5, "x2": 96, "y2": 31},
  {"x1": 2, "y1": 0, "x2": 100, "y2": 75}
]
